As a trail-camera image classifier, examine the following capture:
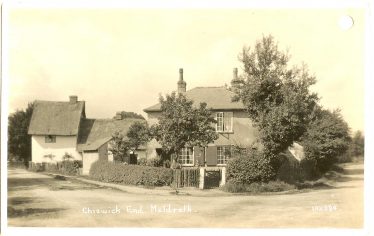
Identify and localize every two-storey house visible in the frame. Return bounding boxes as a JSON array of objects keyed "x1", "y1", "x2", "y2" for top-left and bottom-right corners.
[{"x1": 143, "y1": 68, "x2": 260, "y2": 167}]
